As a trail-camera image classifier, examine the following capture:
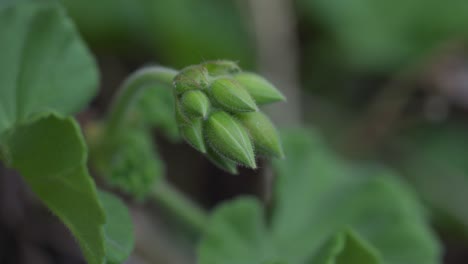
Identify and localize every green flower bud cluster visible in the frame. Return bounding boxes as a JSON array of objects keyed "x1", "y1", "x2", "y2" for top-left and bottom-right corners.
[{"x1": 173, "y1": 60, "x2": 285, "y2": 174}]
